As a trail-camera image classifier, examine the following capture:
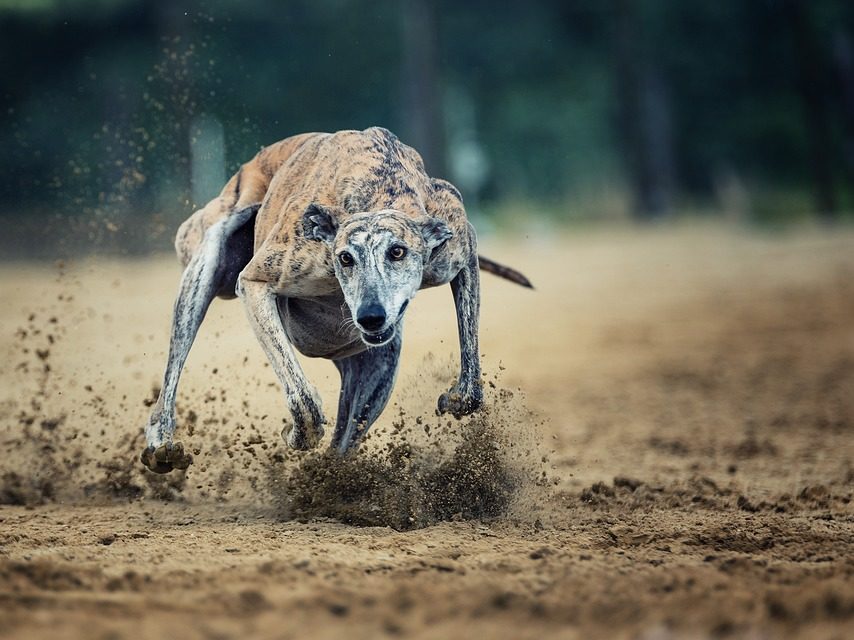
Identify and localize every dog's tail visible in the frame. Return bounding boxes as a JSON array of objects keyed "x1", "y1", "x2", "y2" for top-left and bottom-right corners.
[{"x1": 477, "y1": 255, "x2": 534, "y2": 289}]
